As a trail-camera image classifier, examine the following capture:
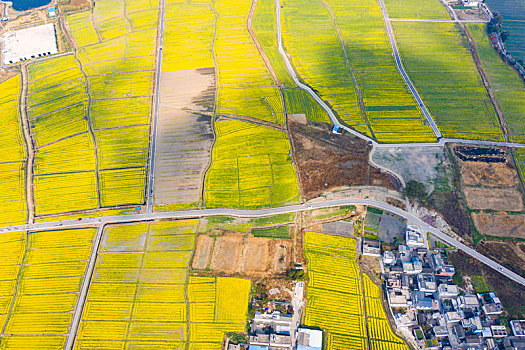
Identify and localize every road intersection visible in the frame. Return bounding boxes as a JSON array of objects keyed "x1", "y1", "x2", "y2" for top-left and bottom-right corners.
[{"x1": 2, "y1": 198, "x2": 524, "y2": 289}]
